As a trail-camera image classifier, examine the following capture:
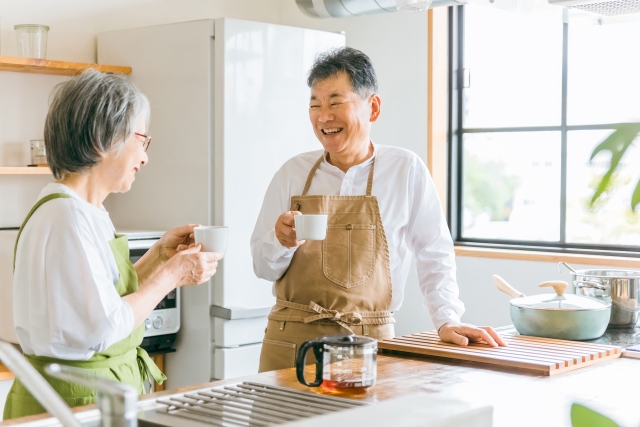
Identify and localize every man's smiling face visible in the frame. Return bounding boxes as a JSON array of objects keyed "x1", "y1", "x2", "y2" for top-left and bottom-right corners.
[{"x1": 309, "y1": 71, "x2": 375, "y2": 156}]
